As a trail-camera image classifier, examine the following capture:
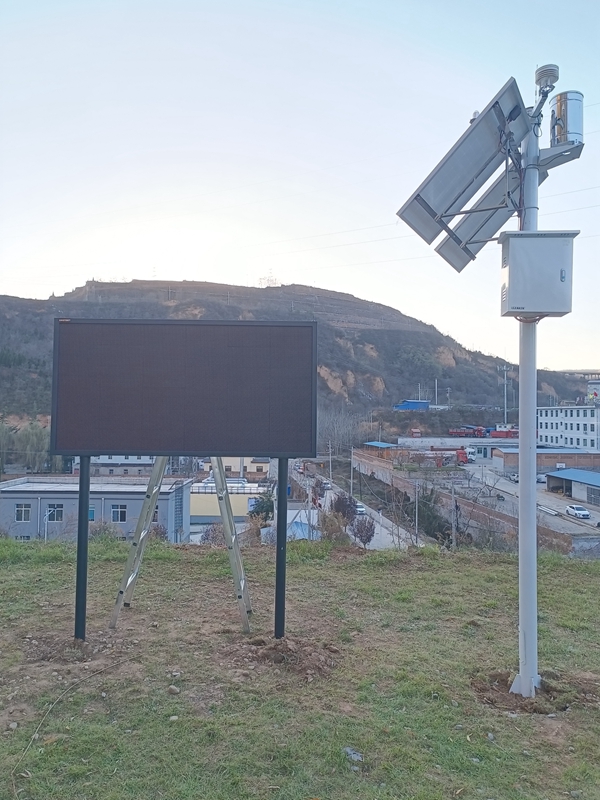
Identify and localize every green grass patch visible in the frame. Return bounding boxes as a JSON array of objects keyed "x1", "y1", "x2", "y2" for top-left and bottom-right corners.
[{"x1": 1, "y1": 541, "x2": 599, "y2": 800}]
